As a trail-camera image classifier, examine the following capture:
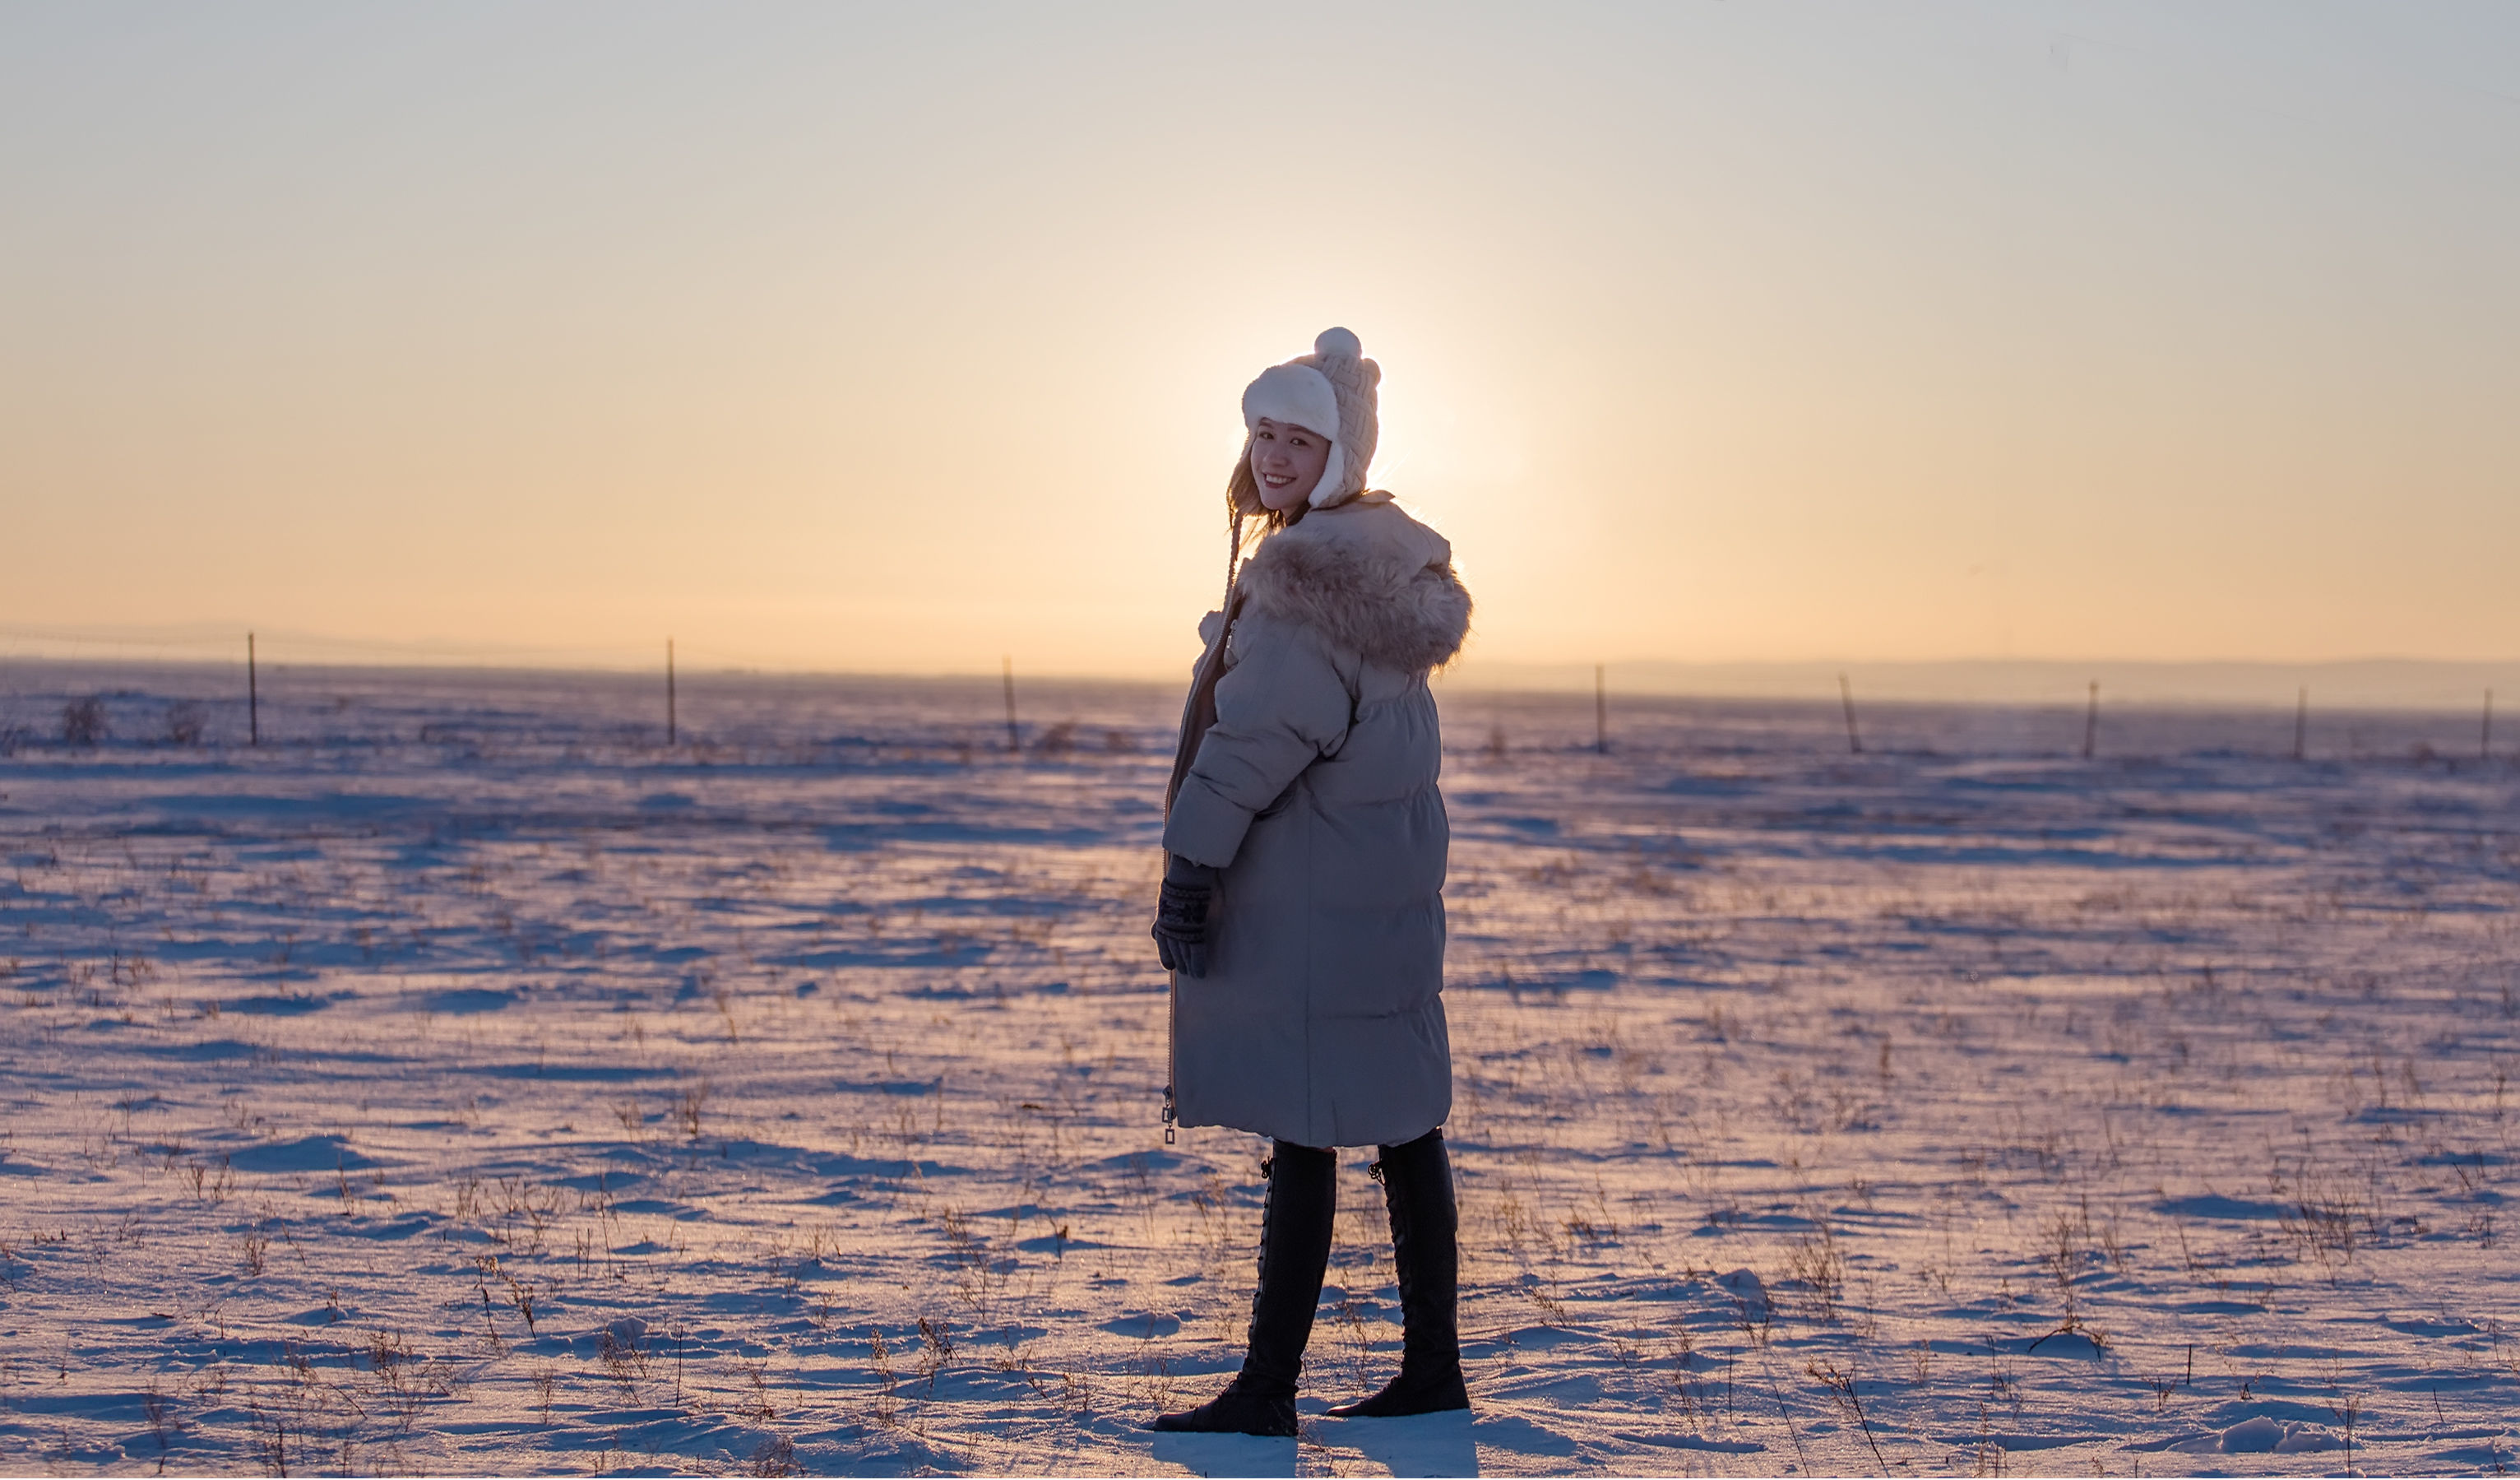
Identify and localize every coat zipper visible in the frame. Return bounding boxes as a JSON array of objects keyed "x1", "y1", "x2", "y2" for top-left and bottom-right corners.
[{"x1": 1163, "y1": 967, "x2": 1179, "y2": 1144}]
